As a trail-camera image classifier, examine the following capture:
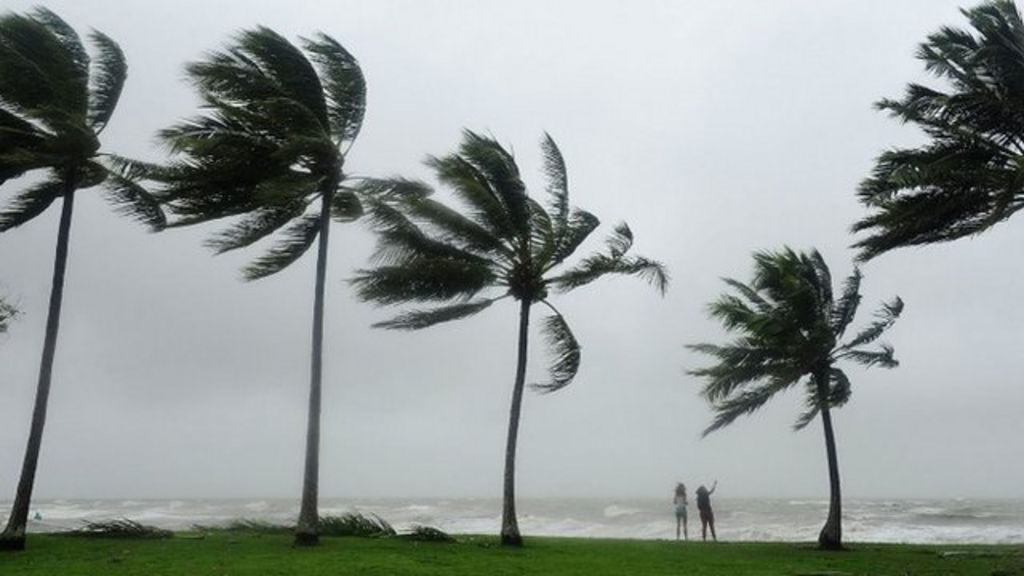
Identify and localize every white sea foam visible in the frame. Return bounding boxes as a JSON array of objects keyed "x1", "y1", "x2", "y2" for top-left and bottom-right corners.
[
  {"x1": 3, "y1": 497, "x2": 1021, "y2": 544},
  {"x1": 603, "y1": 504, "x2": 641, "y2": 518}
]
